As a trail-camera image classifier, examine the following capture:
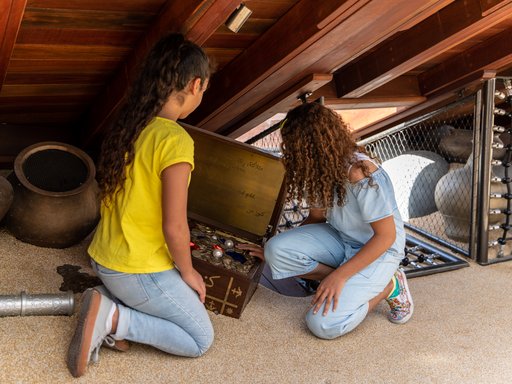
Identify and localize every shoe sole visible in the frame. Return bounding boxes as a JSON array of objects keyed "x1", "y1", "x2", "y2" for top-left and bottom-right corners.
[
  {"x1": 67, "y1": 289, "x2": 101, "y2": 377},
  {"x1": 389, "y1": 269, "x2": 414, "y2": 324}
]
